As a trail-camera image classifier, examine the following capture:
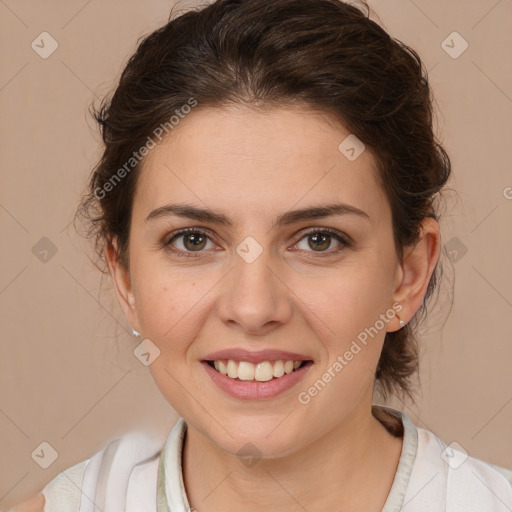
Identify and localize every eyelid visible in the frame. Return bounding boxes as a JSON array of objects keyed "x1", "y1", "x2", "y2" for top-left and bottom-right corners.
[
  {"x1": 163, "y1": 226, "x2": 218, "y2": 245},
  {"x1": 296, "y1": 226, "x2": 352, "y2": 245},
  {"x1": 163, "y1": 226, "x2": 351, "y2": 257},
  {"x1": 291, "y1": 227, "x2": 351, "y2": 256}
]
